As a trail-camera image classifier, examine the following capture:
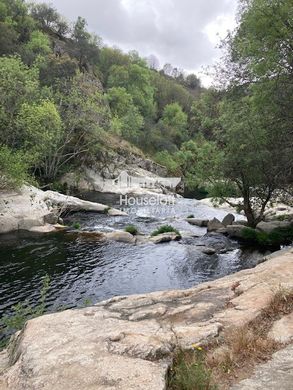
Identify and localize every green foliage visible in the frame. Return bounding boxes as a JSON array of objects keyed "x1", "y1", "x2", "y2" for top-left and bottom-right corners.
[
  {"x1": 124, "y1": 225, "x2": 138, "y2": 235},
  {"x1": 108, "y1": 63, "x2": 156, "y2": 118},
  {"x1": 0, "y1": 56, "x2": 39, "y2": 146},
  {"x1": 0, "y1": 145, "x2": 32, "y2": 189},
  {"x1": 242, "y1": 226, "x2": 293, "y2": 247},
  {"x1": 151, "y1": 225, "x2": 181, "y2": 237},
  {"x1": 107, "y1": 87, "x2": 144, "y2": 142},
  {"x1": 161, "y1": 102, "x2": 188, "y2": 146},
  {"x1": 168, "y1": 349, "x2": 217, "y2": 390},
  {"x1": 0, "y1": 274, "x2": 50, "y2": 345},
  {"x1": 72, "y1": 222, "x2": 81, "y2": 230},
  {"x1": 22, "y1": 30, "x2": 51, "y2": 64},
  {"x1": 187, "y1": 215, "x2": 194, "y2": 218},
  {"x1": 154, "y1": 151, "x2": 180, "y2": 175}
]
